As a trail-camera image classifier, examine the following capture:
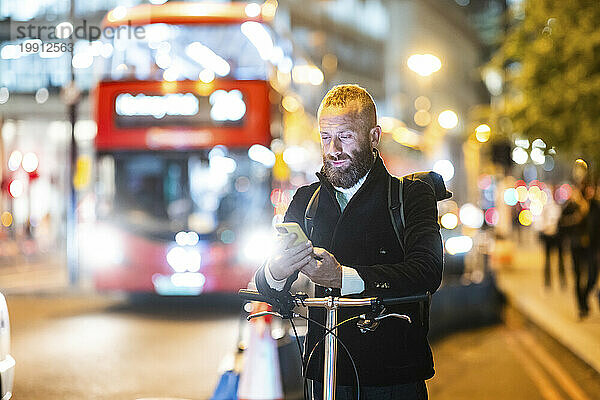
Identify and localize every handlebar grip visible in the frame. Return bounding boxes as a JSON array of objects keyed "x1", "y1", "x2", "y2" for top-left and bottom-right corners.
[
  {"x1": 381, "y1": 293, "x2": 430, "y2": 306},
  {"x1": 238, "y1": 289, "x2": 271, "y2": 303}
]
